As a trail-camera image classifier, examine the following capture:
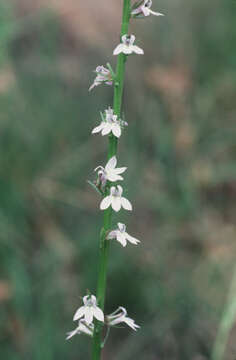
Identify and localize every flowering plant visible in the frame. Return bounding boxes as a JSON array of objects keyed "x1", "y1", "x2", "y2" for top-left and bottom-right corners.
[{"x1": 67, "y1": 1, "x2": 164, "y2": 359}]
